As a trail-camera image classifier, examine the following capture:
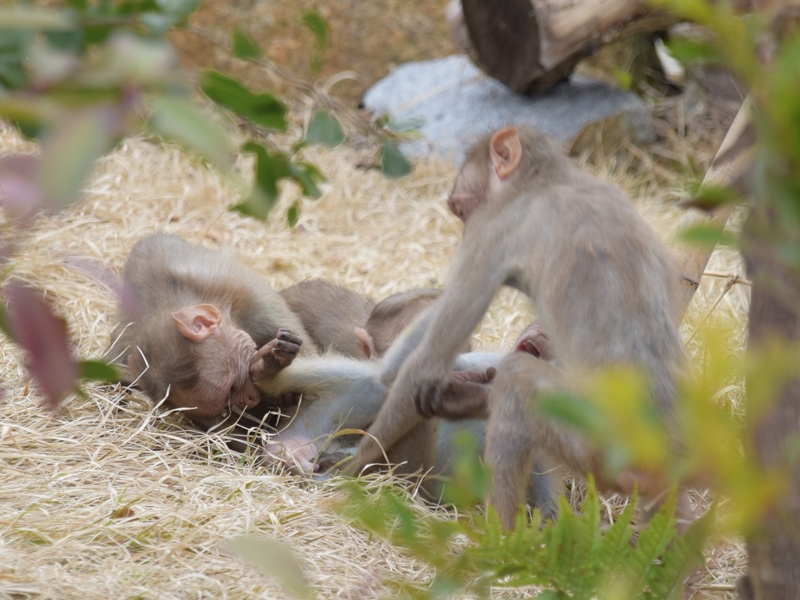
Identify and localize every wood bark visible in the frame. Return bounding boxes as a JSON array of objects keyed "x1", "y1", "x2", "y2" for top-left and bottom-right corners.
[
  {"x1": 739, "y1": 197, "x2": 800, "y2": 599},
  {"x1": 460, "y1": 0, "x2": 676, "y2": 94},
  {"x1": 672, "y1": 95, "x2": 800, "y2": 599},
  {"x1": 740, "y1": 9, "x2": 800, "y2": 594},
  {"x1": 674, "y1": 98, "x2": 753, "y2": 316}
]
